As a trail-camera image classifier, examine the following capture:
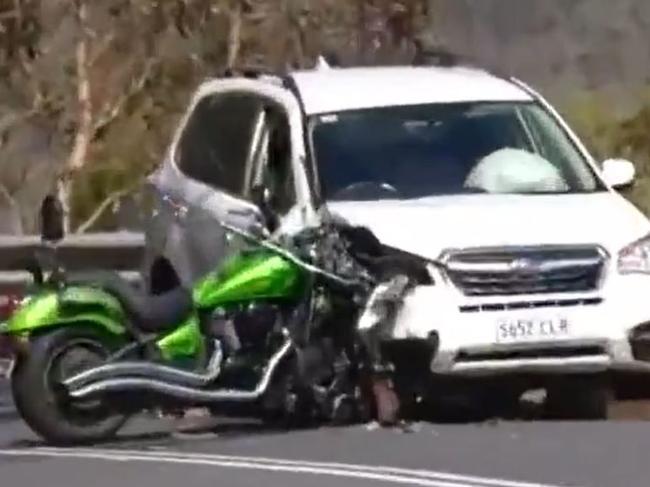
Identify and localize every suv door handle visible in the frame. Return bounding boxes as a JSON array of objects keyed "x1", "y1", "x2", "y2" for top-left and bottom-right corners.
[{"x1": 227, "y1": 207, "x2": 257, "y2": 218}]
